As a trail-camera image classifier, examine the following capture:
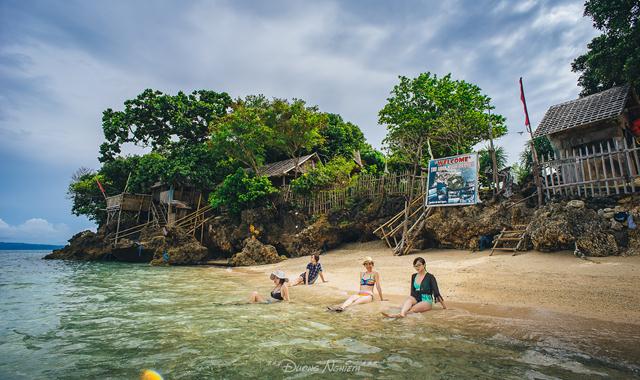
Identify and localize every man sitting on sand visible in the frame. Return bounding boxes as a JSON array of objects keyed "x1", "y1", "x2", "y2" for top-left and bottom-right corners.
[{"x1": 290, "y1": 254, "x2": 327, "y2": 286}]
